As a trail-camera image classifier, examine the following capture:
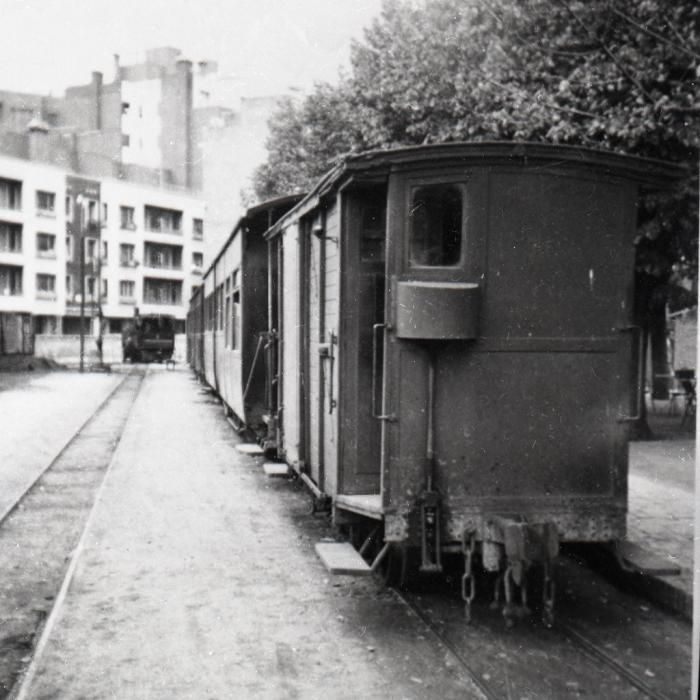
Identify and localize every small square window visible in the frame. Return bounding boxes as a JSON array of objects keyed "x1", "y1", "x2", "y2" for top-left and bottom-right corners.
[
  {"x1": 36, "y1": 190, "x2": 55, "y2": 214},
  {"x1": 36, "y1": 273, "x2": 56, "y2": 297},
  {"x1": 36, "y1": 232, "x2": 56, "y2": 257},
  {"x1": 120, "y1": 206, "x2": 135, "y2": 230}
]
